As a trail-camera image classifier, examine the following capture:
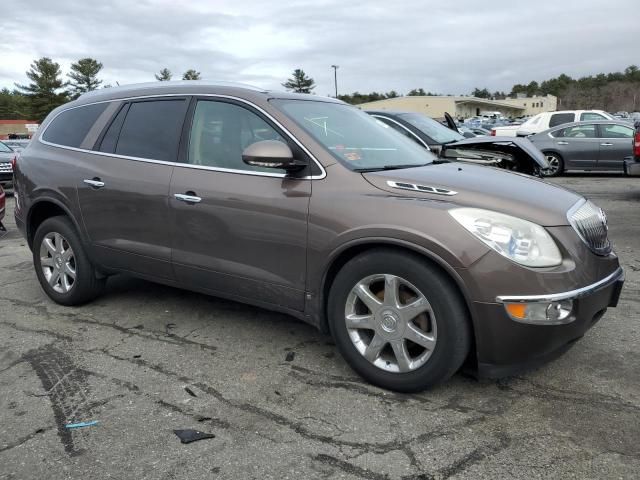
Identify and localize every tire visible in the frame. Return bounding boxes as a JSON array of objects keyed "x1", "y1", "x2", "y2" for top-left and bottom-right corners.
[
  {"x1": 33, "y1": 216, "x2": 105, "y2": 306},
  {"x1": 542, "y1": 152, "x2": 564, "y2": 177},
  {"x1": 328, "y1": 249, "x2": 471, "y2": 392}
]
